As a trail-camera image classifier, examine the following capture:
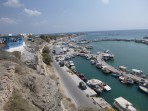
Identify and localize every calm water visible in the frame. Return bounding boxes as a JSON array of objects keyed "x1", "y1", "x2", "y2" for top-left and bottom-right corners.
[
  {"x1": 74, "y1": 29, "x2": 148, "y2": 40},
  {"x1": 71, "y1": 30, "x2": 148, "y2": 111}
]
